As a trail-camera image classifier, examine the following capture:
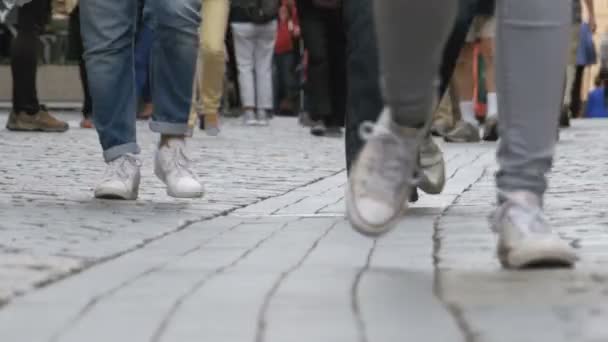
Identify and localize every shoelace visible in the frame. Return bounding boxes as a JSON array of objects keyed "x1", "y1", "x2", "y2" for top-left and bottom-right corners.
[
  {"x1": 103, "y1": 155, "x2": 140, "y2": 182},
  {"x1": 357, "y1": 121, "x2": 421, "y2": 201},
  {"x1": 166, "y1": 144, "x2": 196, "y2": 179},
  {"x1": 491, "y1": 190, "x2": 549, "y2": 234}
]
